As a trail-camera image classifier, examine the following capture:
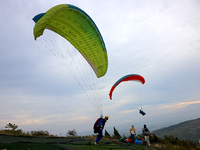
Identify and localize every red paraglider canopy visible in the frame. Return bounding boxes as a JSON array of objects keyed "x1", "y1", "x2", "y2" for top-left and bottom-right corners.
[{"x1": 109, "y1": 74, "x2": 145, "y2": 100}]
